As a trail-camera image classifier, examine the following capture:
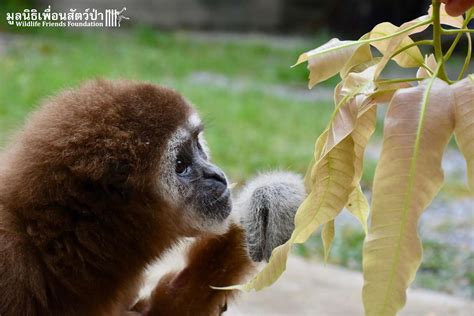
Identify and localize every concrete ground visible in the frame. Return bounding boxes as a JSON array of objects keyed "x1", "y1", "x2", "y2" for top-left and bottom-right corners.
[
  {"x1": 142, "y1": 246, "x2": 473, "y2": 316},
  {"x1": 227, "y1": 256, "x2": 473, "y2": 316}
]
